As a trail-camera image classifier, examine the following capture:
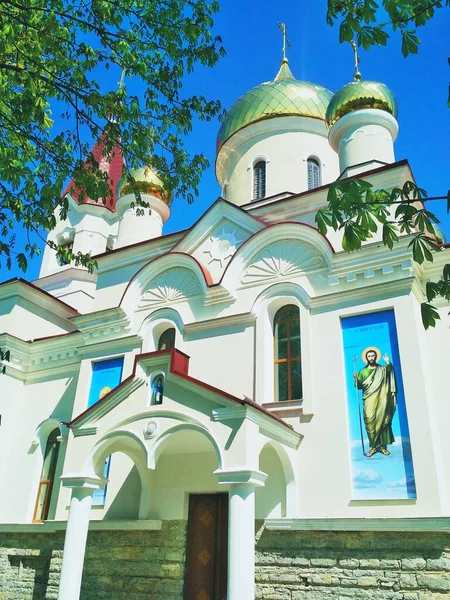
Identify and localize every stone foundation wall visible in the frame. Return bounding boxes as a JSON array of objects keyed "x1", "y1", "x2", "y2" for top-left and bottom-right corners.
[
  {"x1": 0, "y1": 521, "x2": 186, "y2": 600},
  {"x1": 256, "y1": 527, "x2": 450, "y2": 600},
  {"x1": 2, "y1": 524, "x2": 450, "y2": 600}
]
